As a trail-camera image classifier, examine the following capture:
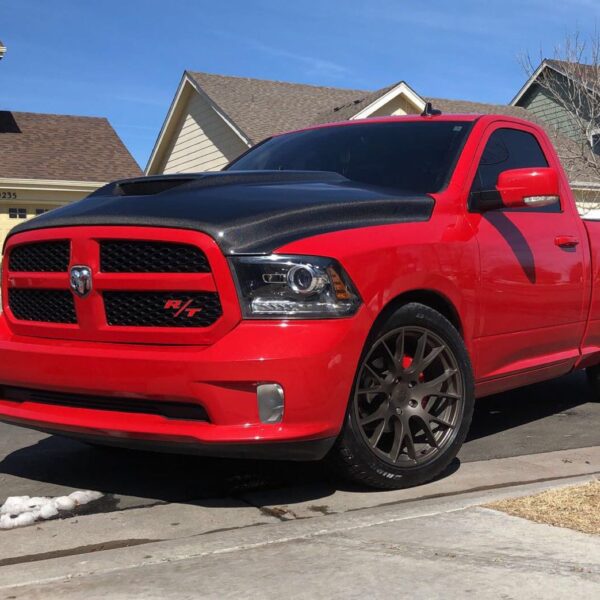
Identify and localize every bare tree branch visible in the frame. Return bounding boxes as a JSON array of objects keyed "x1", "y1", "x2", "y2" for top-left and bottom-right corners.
[{"x1": 521, "y1": 30, "x2": 600, "y2": 214}]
